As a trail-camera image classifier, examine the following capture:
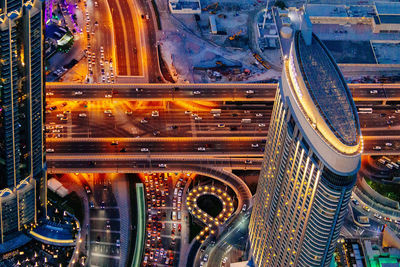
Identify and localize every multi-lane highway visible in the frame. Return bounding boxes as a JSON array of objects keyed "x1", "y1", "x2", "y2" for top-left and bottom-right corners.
[
  {"x1": 107, "y1": 0, "x2": 141, "y2": 76},
  {"x1": 46, "y1": 82, "x2": 400, "y2": 102},
  {"x1": 44, "y1": 96, "x2": 400, "y2": 173}
]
